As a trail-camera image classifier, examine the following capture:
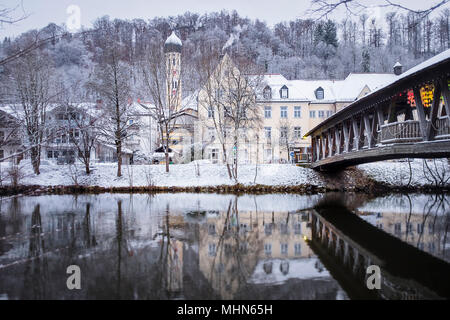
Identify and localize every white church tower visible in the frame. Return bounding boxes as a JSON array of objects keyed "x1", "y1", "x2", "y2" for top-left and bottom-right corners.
[{"x1": 164, "y1": 31, "x2": 182, "y2": 111}]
